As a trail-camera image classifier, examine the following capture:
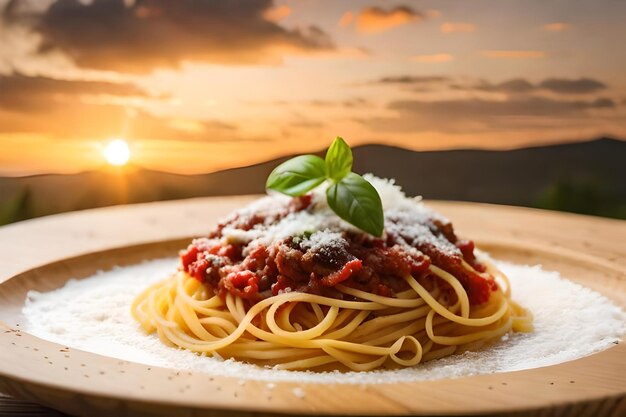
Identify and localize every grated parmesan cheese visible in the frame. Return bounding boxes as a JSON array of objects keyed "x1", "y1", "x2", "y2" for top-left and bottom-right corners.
[
  {"x1": 220, "y1": 175, "x2": 458, "y2": 260},
  {"x1": 292, "y1": 387, "x2": 306, "y2": 398},
  {"x1": 299, "y1": 230, "x2": 346, "y2": 252}
]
